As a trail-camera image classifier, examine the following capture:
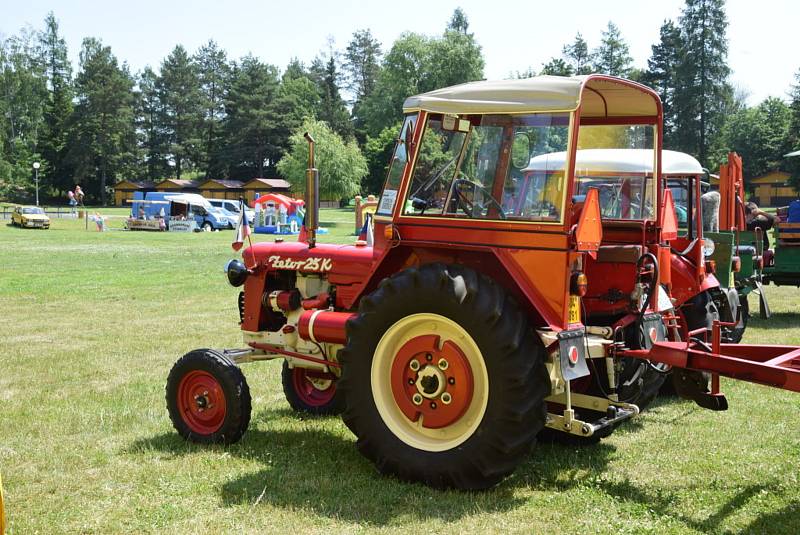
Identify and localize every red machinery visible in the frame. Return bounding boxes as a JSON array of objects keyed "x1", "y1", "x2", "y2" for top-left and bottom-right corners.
[{"x1": 166, "y1": 75, "x2": 800, "y2": 490}]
